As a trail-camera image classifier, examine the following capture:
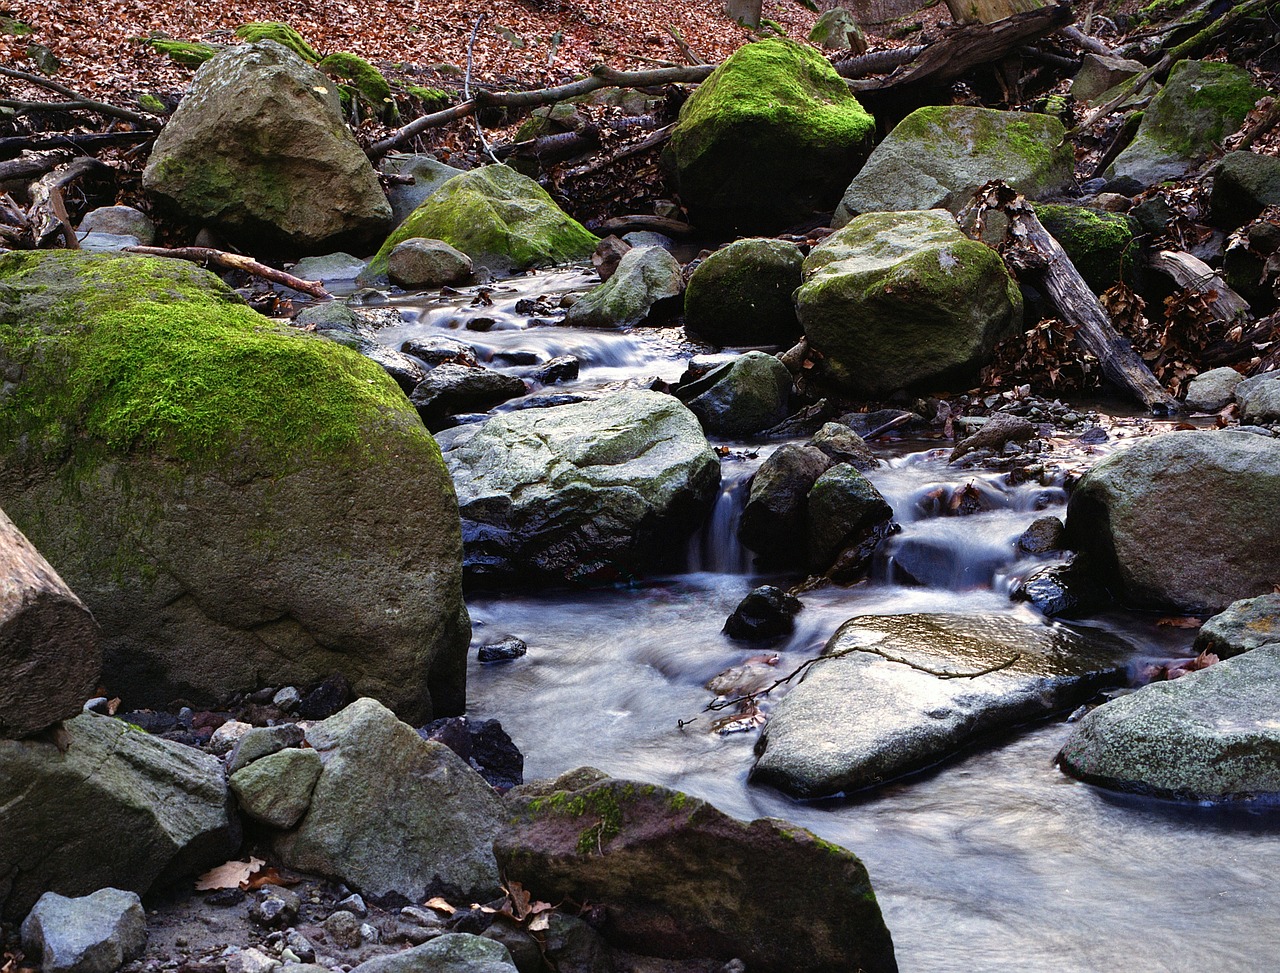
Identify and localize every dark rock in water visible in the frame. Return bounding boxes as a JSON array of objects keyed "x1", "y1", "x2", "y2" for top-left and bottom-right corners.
[
  {"x1": 1017, "y1": 516, "x2": 1066, "y2": 555},
  {"x1": 1014, "y1": 561, "x2": 1111, "y2": 618},
  {"x1": 492, "y1": 350, "x2": 541, "y2": 366},
  {"x1": 806, "y1": 463, "x2": 893, "y2": 576},
  {"x1": 843, "y1": 409, "x2": 918, "y2": 438},
  {"x1": 420, "y1": 715, "x2": 524, "y2": 791},
  {"x1": 477, "y1": 635, "x2": 528, "y2": 663},
  {"x1": 1077, "y1": 425, "x2": 1108, "y2": 444},
  {"x1": 752, "y1": 613, "x2": 1132, "y2": 797},
  {"x1": 409, "y1": 364, "x2": 528, "y2": 426},
  {"x1": 509, "y1": 393, "x2": 586, "y2": 411},
  {"x1": 495, "y1": 771, "x2": 898, "y2": 973},
  {"x1": 421, "y1": 716, "x2": 473, "y2": 762},
  {"x1": 530, "y1": 356, "x2": 579, "y2": 386},
  {"x1": 680, "y1": 351, "x2": 793, "y2": 438},
  {"x1": 1193, "y1": 593, "x2": 1280, "y2": 659},
  {"x1": 297, "y1": 672, "x2": 355, "y2": 721},
  {"x1": 724, "y1": 586, "x2": 803, "y2": 641},
  {"x1": 808, "y1": 421, "x2": 879, "y2": 471},
  {"x1": 738, "y1": 445, "x2": 833, "y2": 568},
  {"x1": 401, "y1": 335, "x2": 479, "y2": 368}
]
